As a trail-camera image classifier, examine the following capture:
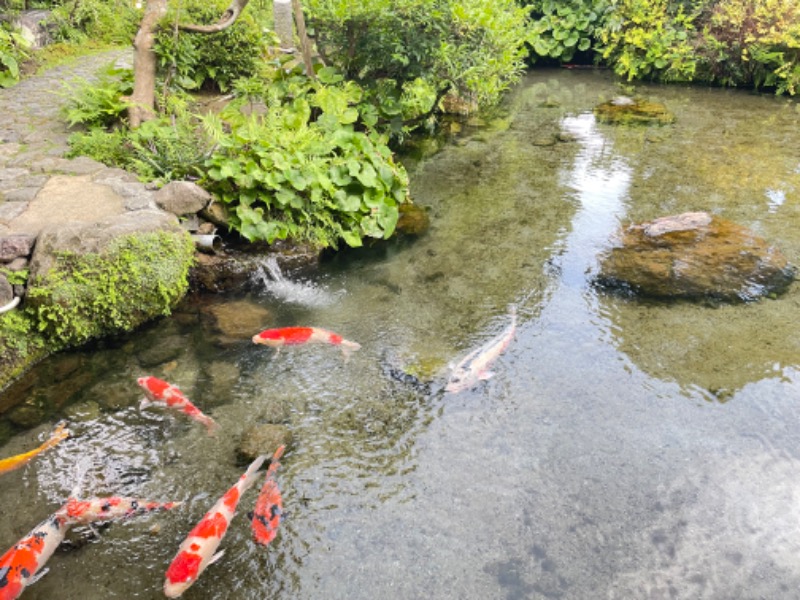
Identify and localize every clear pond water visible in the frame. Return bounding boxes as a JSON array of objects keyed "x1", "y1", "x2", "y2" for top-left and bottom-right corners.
[{"x1": 2, "y1": 69, "x2": 800, "y2": 599}]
